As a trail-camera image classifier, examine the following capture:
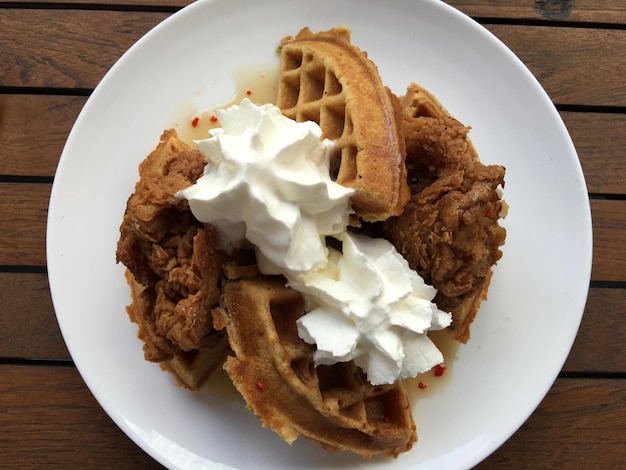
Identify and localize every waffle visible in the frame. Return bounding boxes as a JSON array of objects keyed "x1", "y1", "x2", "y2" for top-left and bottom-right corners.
[
  {"x1": 383, "y1": 83, "x2": 507, "y2": 343},
  {"x1": 277, "y1": 26, "x2": 410, "y2": 223},
  {"x1": 213, "y1": 275, "x2": 417, "y2": 459}
]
